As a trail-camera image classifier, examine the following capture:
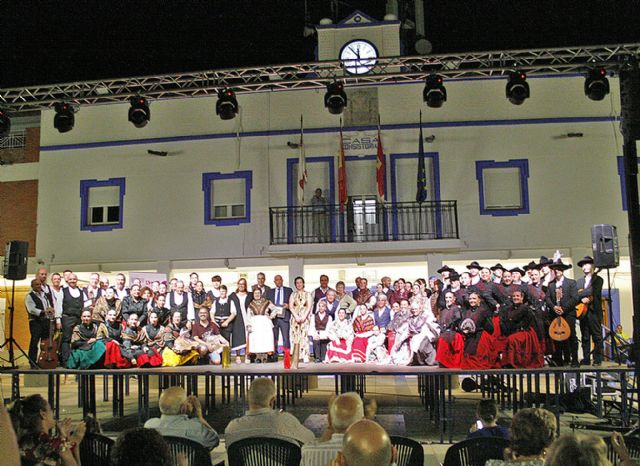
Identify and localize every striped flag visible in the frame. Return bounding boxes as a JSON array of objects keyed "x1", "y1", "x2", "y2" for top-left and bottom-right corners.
[
  {"x1": 376, "y1": 116, "x2": 386, "y2": 203},
  {"x1": 416, "y1": 112, "x2": 428, "y2": 203},
  {"x1": 296, "y1": 115, "x2": 307, "y2": 205},
  {"x1": 338, "y1": 122, "x2": 348, "y2": 212}
]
